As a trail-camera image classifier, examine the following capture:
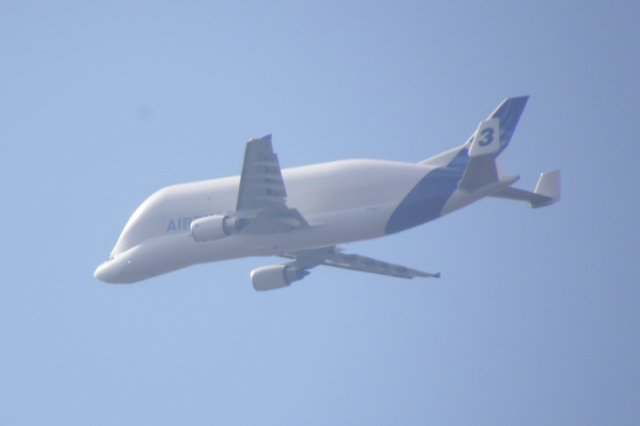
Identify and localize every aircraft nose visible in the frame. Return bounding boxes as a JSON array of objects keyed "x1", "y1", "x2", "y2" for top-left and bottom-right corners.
[
  {"x1": 94, "y1": 262, "x2": 109, "y2": 282},
  {"x1": 94, "y1": 261, "x2": 121, "y2": 283}
]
